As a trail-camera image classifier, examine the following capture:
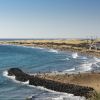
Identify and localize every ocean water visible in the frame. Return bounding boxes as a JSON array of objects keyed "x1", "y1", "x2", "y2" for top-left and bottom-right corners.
[{"x1": 0, "y1": 44, "x2": 100, "y2": 100}]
